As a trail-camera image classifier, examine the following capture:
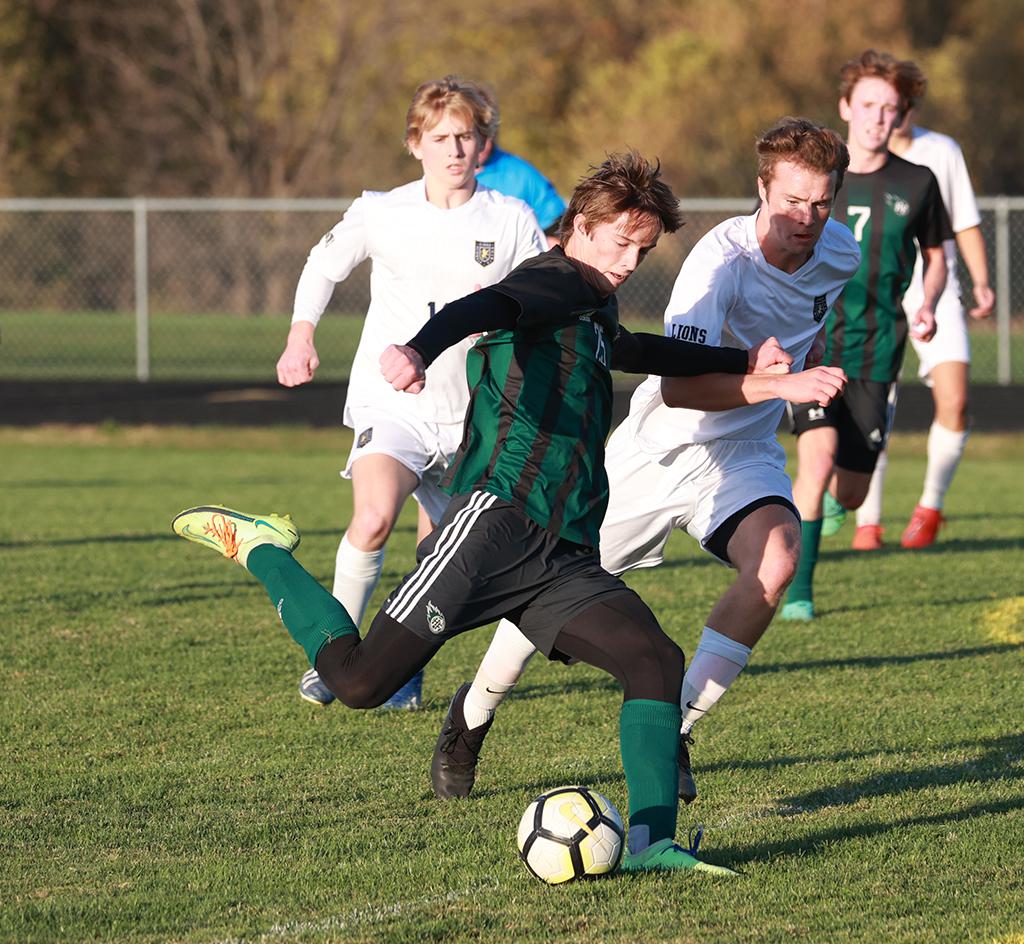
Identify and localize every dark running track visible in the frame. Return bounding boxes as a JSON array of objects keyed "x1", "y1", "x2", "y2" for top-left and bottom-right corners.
[{"x1": 1, "y1": 381, "x2": 1022, "y2": 430}]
